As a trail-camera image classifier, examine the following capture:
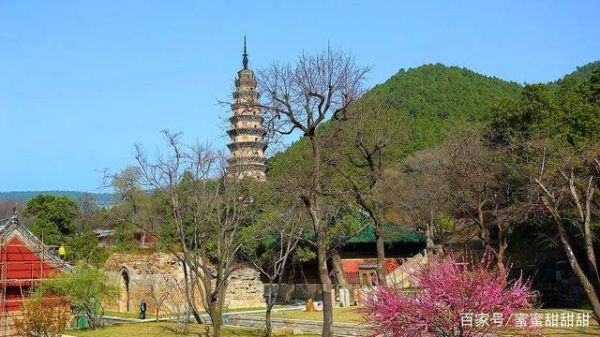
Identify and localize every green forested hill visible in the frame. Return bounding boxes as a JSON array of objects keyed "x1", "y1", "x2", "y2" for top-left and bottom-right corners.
[
  {"x1": 267, "y1": 62, "x2": 599, "y2": 177},
  {"x1": 267, "y1": 63, "x2": 523, "y2": 176},
  {"x1": 560, "y1": 60, "x2": 600, "y2": 83},
  {"x1": 365, "y1": 64, "x2": 522, "y2": 153}
]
